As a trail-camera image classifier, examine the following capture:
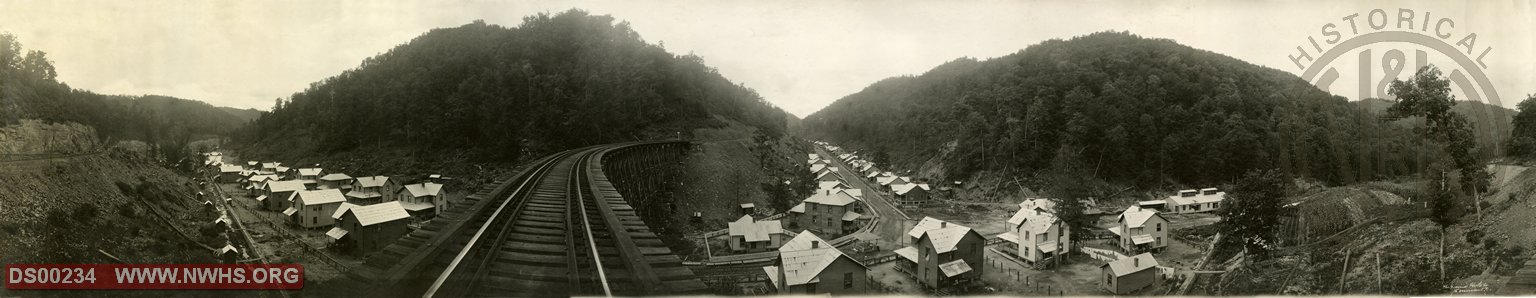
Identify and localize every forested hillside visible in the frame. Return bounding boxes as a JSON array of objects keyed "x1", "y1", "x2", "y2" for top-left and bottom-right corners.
[
  {"x1": 0, "y1": 32, "x2": 256, "y2": 157},
  {"x1": 1356, "y1": 97, "x2": 1515, "y2": 159},
  {"x1": 799, "y1": 31, "x2": 1498, "y2": 189},
  {"x1": 235, "y1": 10, "x2": 791, "y2": 161}
]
